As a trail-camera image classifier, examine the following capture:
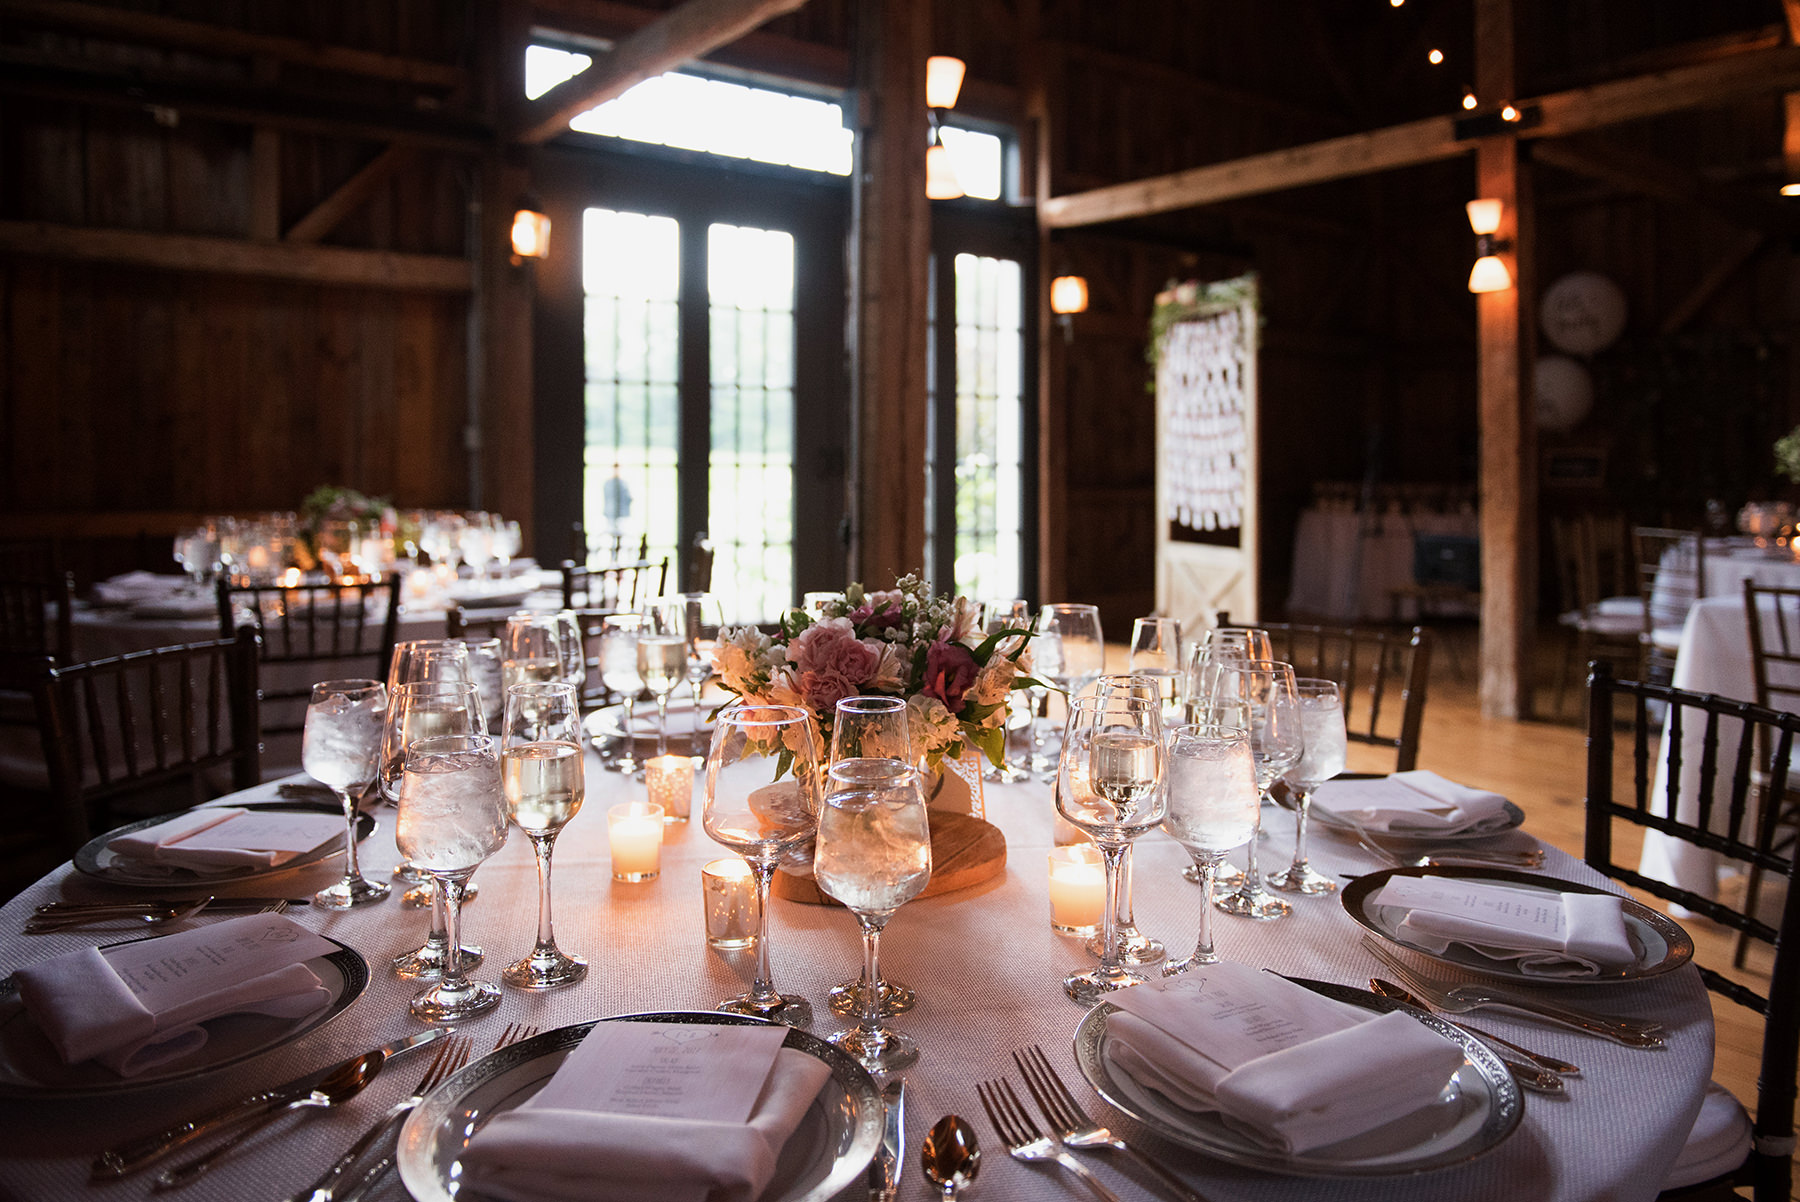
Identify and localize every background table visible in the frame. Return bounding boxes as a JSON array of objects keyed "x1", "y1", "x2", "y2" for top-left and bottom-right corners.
[
  {"x1": 1285, "y1": 507, "x2": 1478, "y2": 622},
  {"x1": 0, "y1": 761, "x2": 1712, "y2": 1202}
]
